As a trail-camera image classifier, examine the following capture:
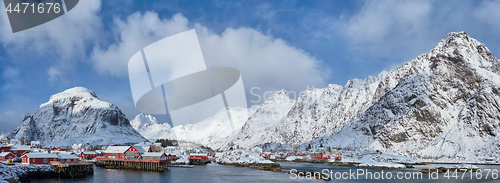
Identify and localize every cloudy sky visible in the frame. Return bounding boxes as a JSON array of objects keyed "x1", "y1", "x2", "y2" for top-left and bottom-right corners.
[{"x1": 1, "y1": 0, "x2": 500, "y2": 133}]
